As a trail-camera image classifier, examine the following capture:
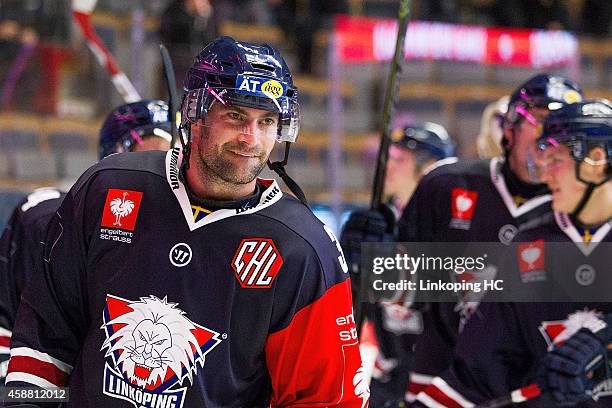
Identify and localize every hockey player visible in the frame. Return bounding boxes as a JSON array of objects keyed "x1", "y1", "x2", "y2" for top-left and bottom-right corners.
[
  {"x1": 414, "y1": 99, "x2": 612, "y2": 407},
  {"x1": 5, "y1": 37, "x2": 366, "y2": 407},
  {"x1": 476, "y1": 95, "x2": 509, "y2": 159},
  {"x1": 0, "y1": 99, "x2": 172, "y2": 384},
  {"x1": 340, "y1": 74, "x2": 584, "y2": 404},
  {"x1": 357, "y1": 123, "x2": 456, "y2": 405},
  {"x1": 384, "y1": 122, "x2": 457, "y2": 215}
]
